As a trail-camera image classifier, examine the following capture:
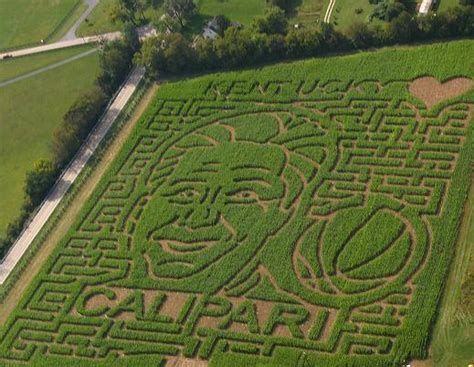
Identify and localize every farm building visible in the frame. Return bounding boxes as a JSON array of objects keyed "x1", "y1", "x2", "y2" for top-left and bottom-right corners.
[
  {"x1": 419, "y1": 0, "x2": 436, "y2": 14},
  {"x1": 203, "y1": 17, "x2": 242, "y2": 39}
]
